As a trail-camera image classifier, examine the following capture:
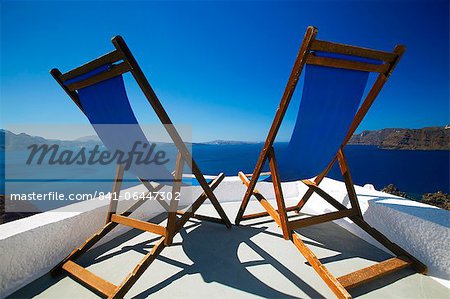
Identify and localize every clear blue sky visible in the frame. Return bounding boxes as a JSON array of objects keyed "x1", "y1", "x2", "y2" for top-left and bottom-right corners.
[{"x1": 1, "y1": 0, "x2": 448, "y2": 142}]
